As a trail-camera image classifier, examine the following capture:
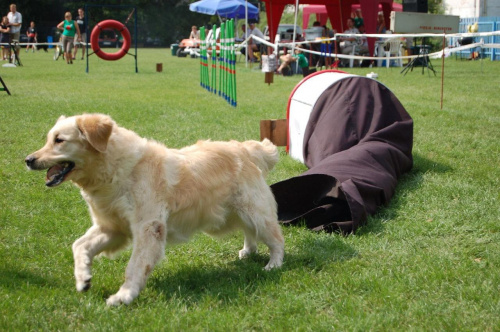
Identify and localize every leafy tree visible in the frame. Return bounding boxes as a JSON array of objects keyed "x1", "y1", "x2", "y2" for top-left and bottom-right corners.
[
  {"x1": 7, "y1": 0, "x2": 212, "y2": 45},
  {"x1": 428, "y1": 0, "x2": 444, "y2": 14}
]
